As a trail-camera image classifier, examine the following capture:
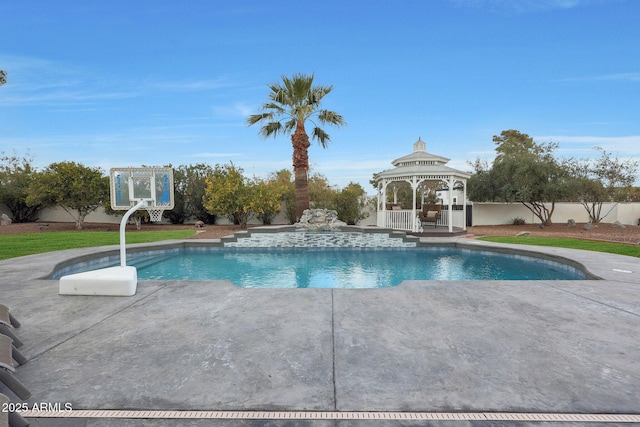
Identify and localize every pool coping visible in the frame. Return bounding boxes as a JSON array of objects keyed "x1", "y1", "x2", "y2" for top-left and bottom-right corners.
[
  {"x1": 31, "y1": 232, "x2": 637, "y2": 284},
  {"x1": 3, "y1": 224, "x2": 638, "y2": 284}
]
